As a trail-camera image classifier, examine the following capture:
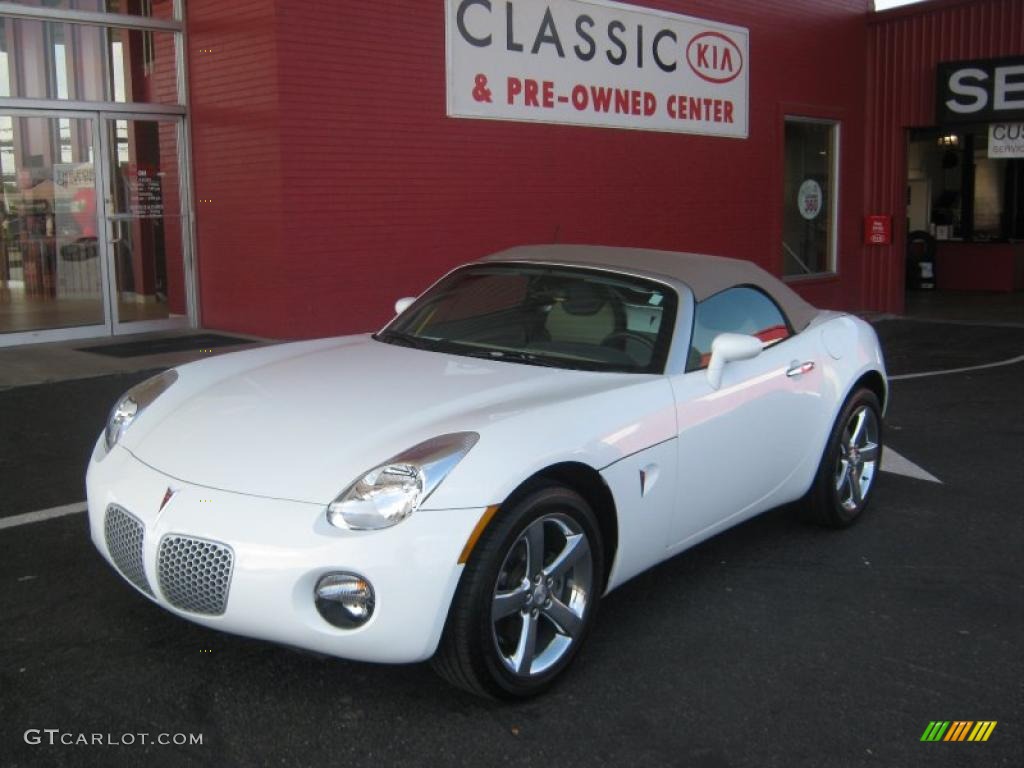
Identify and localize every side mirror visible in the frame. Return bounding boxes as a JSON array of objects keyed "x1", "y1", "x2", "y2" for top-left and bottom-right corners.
[
  {"x1": 706, "y1": 333, "x2": 763, "y2": 390},
  {"x1": 394, "y1": 297, "x2": 416, "y2": 315}
]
